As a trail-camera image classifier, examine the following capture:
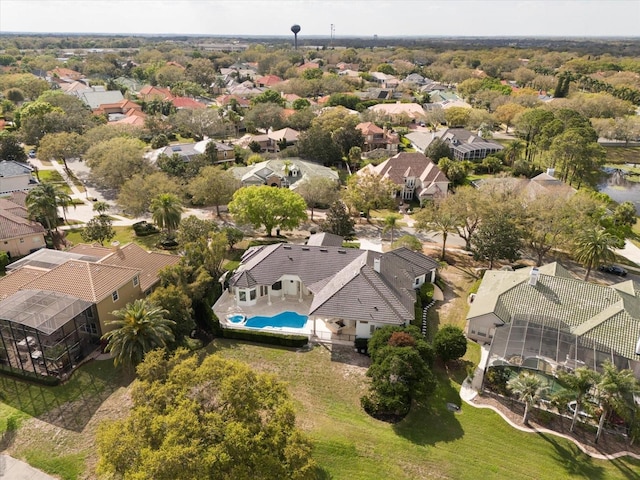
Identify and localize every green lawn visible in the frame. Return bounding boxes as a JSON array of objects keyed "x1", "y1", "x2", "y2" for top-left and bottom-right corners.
[
  {"x1": 209, "y1": 340, "x2": 640, "y2": 480},
  {"x1": 64, "y1": 225, "x2": 162, "y2": 251},
  {"x1": 37, "y1": 170, "x2": 72, "y2": 195}
]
